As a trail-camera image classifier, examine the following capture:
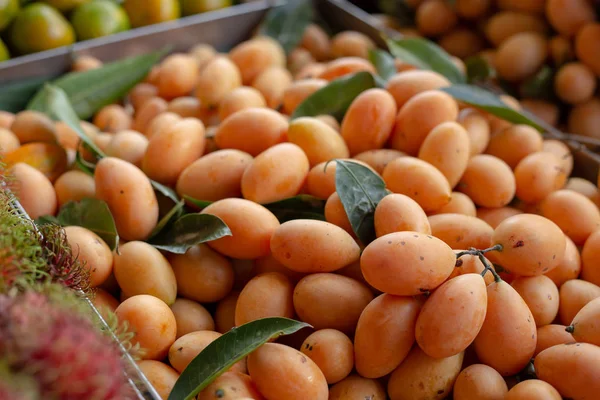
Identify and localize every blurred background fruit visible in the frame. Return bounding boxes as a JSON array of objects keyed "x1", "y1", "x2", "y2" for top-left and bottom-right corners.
[
  {"x1": 71, "y1": 0, "x2": 130, "y2": 41},
  {"x1": 181, "y1": 0, "x2": 233, "y2": 16},
  {"x1": 0, "y1": 38, "x2": 9, "y2": 61},
  {"x1": 40, "y1": 0, "x2": 90, "y2": 13},
  {"x1": 0, "y1": 0, "x2": 19, "y2": 31},
  {"x1": 9, "y1": 3, "x2": 75, "y2": 56},
  {"x1": 123, "y1": 0, "x2": 180, "y2": 28},
  {"x1": 365, "y1": 0, "x2": 600, "y2": 139}
]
